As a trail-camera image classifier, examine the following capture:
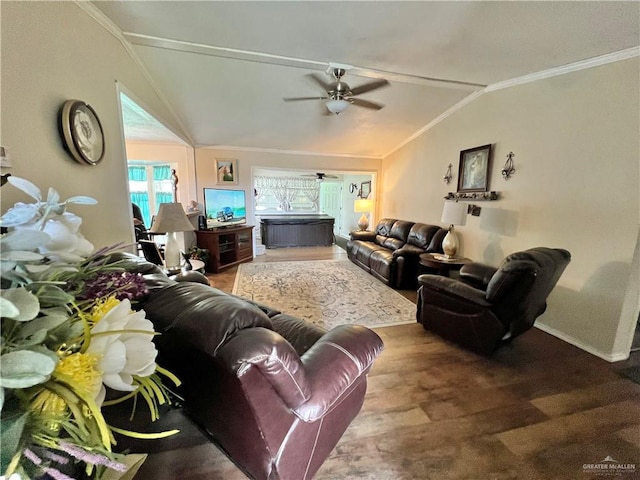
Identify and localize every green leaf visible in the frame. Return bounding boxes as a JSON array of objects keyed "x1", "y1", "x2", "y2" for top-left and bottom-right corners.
[
  {"x1": 0, "y1": 297, "x2": 20, "y2": 319},
  {"x1": 27, "y1": 284, "x2": 73, "y2": 308},
  {"x1": 0, "y1": 287, "x2": 39, "y2": 321},
  {"x1": 0, "y1": 203, "x2": 39, "y2": 227},
  {"x1": 15, "y1": 328, "x2": 48, "y2": 347},
  {"x1": 66, "y1": 196, "x2": 98, "y2": 205},
  {"x1": 19, "y1": 311, "x2": 69, "y2": 338},
  {"x1": 0, "y1": 412, "x2": 27, "y2": 471},
  {"x1": 27, "y1": 345, "x2": 59, "y2": 364},
  {"x1": 7, "y1": 176, "x2": 41, "y2": 201},
  {"x1": 0, "y1": 350, "x2": 57, "y2": 388},
  {"x1": 46, "y1": 187, "x2": 60, "y2": 205},
  {"x1": 1, "y1": 250, "x2": 46, "y2": 262}
]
